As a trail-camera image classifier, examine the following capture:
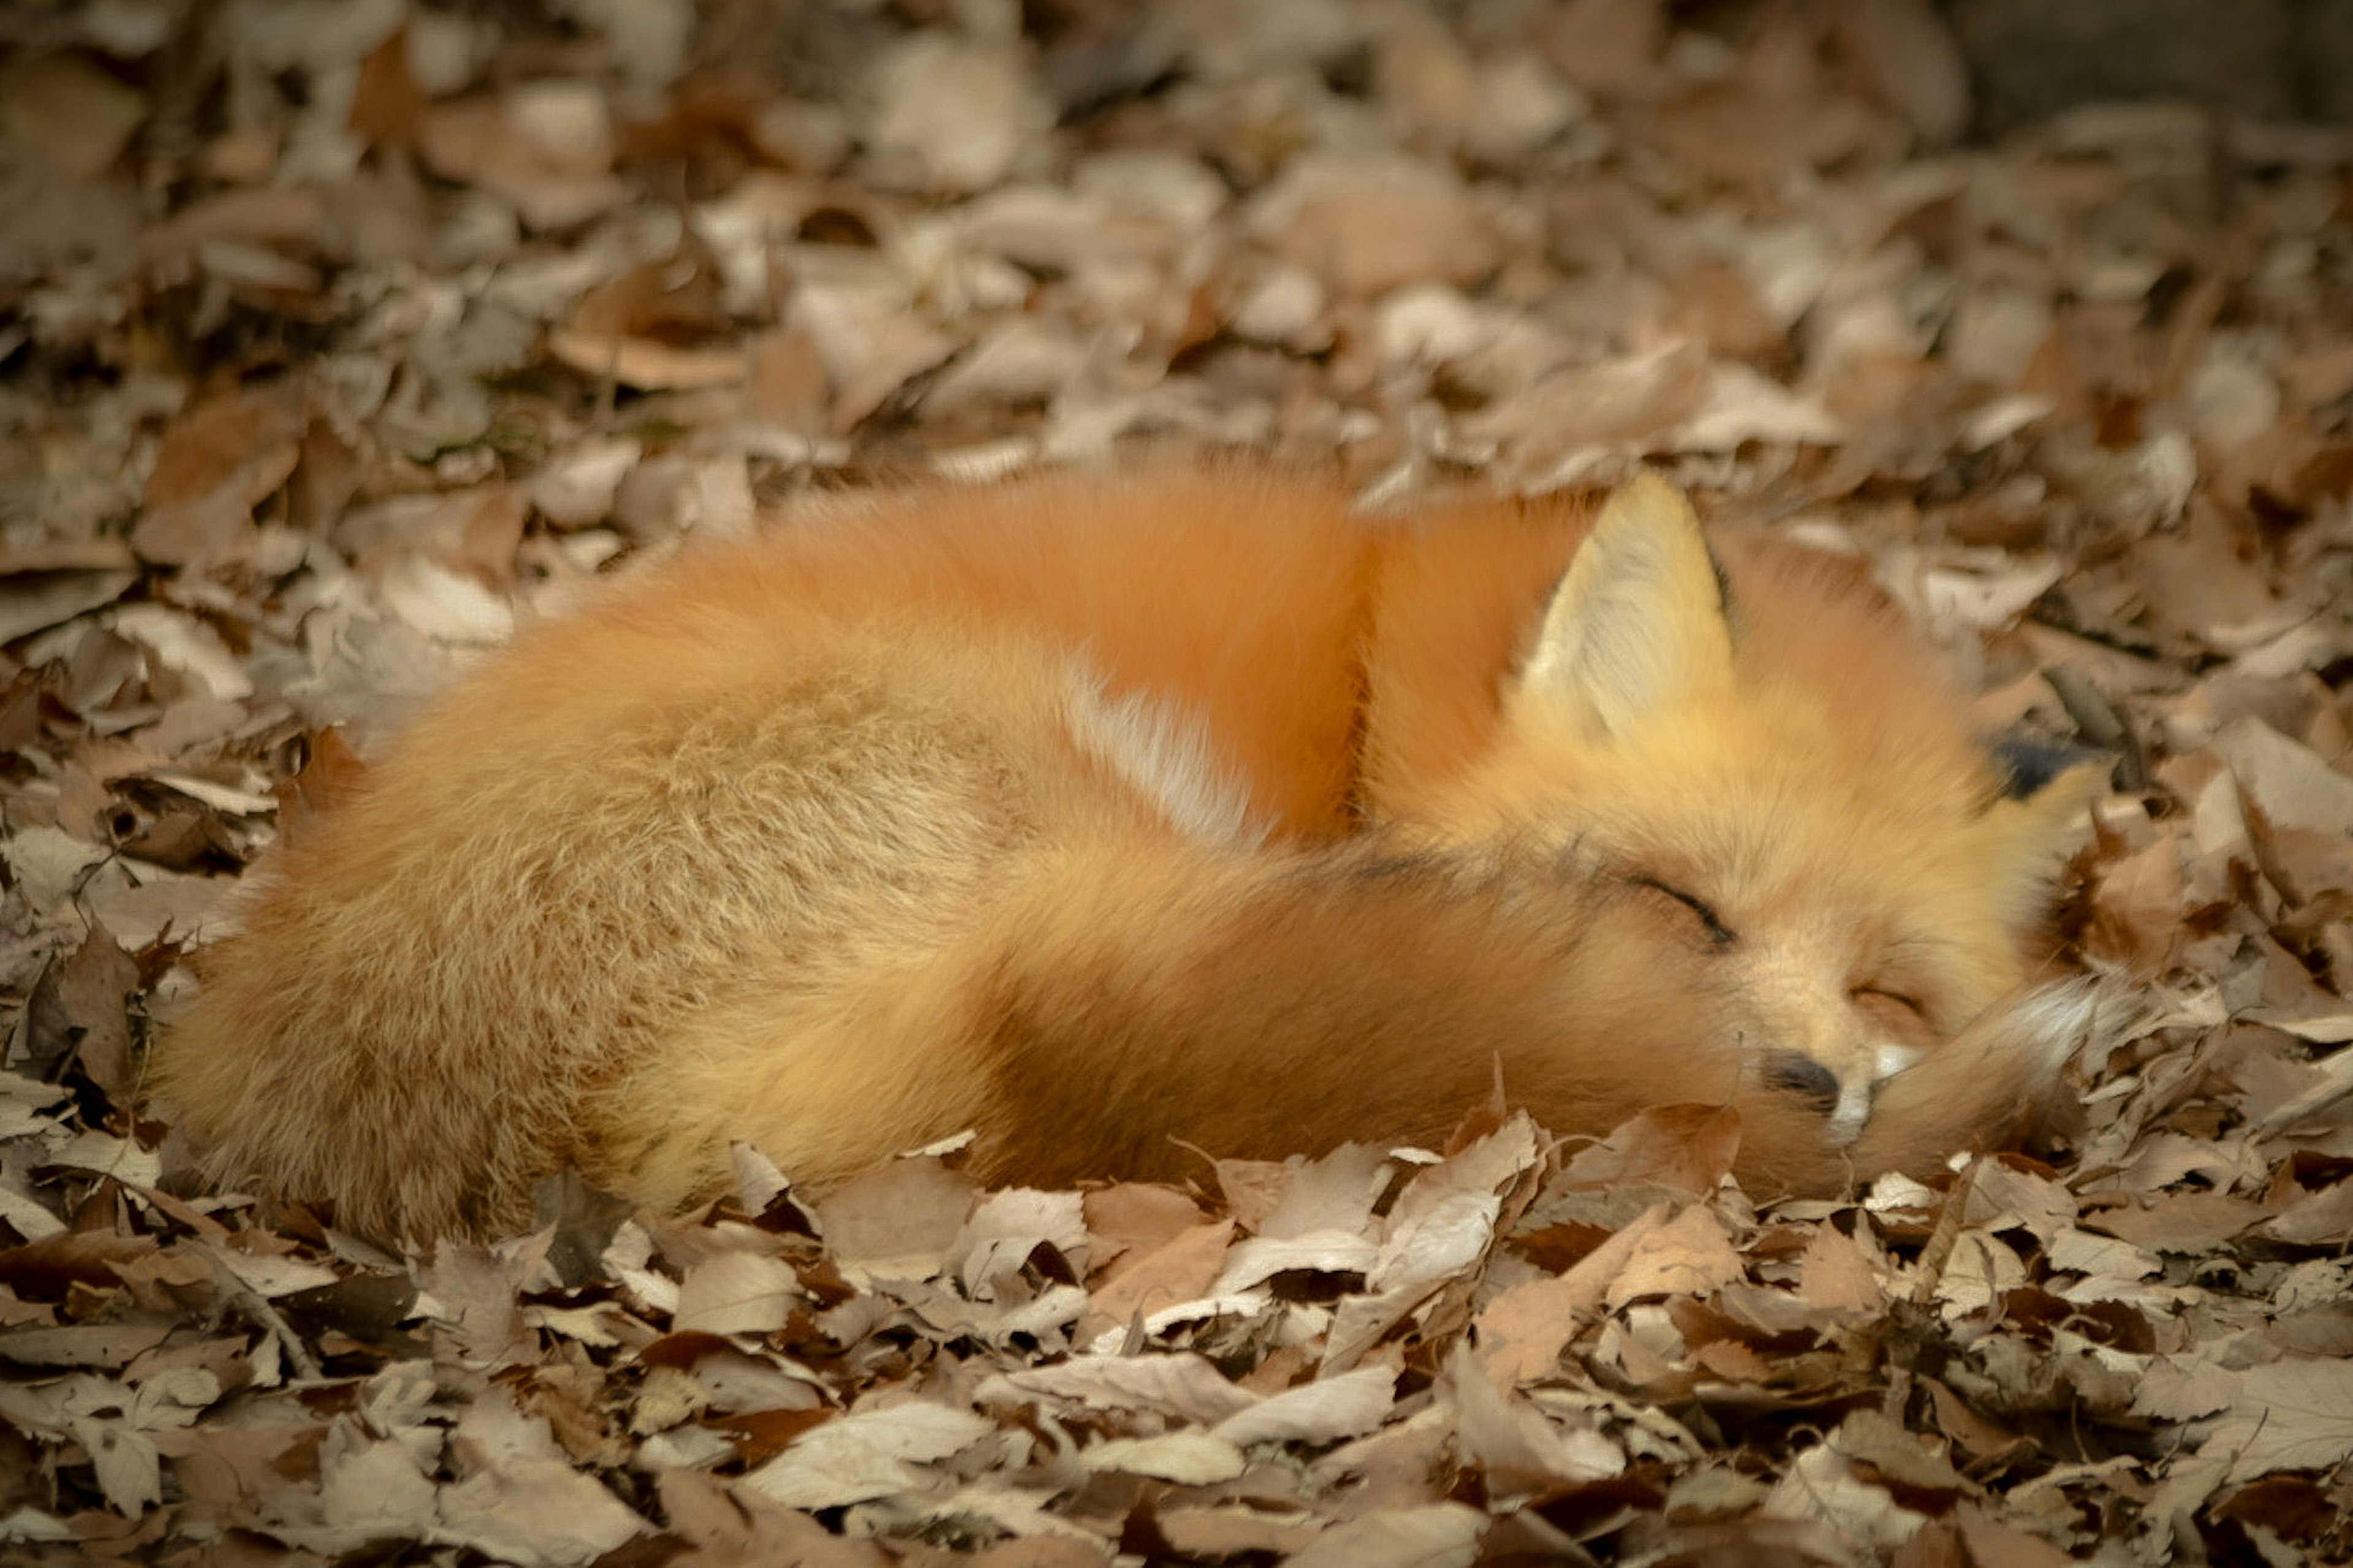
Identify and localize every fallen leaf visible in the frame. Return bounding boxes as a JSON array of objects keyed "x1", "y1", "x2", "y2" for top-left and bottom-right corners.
[
  {"x1": 979, "y1": 1354, "x2": 1254, "y2": 1426},
  {"x1": 1256, "y1": 154, "x2": 1502, "y2": 299},
  {"x1": 1284, "y1": 1504, "x2": 1488, "y2": 1568},
  {"x1": 0, "y1": 53, "x2": 148, "y2": 178},
  {"x1": 1604, "y1": 1204, "x2": 1745, "y2": 1308},
  {"x1": 1080, "y1": 1429, "x2": 1246, "y2": 1483},
  {"x1": 813, "y1": 1156, "x2": 974, "y2": 1286},
  {"x1": 865, "y1": 35, "x2": 1051, "y2": 194},
  {"x1": 1211, "y1": 1365, "x2": 1395, "y2": 1447},
  {"x1": 741, "y1": 1400, "x2": 995, "y2": 1510},
  {"x1": 134, "y1": 387, "x2": 302, "y2": 567},
  {"x1": 673, "y1": 1250, "x2": 800, "y2": 1336}
]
